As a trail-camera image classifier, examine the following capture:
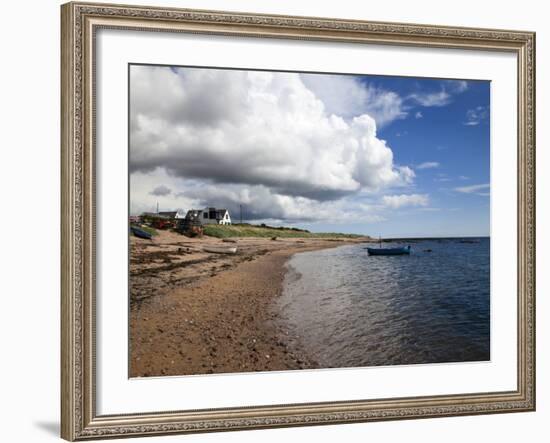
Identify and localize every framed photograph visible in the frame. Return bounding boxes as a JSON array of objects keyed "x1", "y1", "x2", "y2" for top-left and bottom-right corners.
[{"x1": 61, "y1": 1, "x2": 536, "y2": 440}]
